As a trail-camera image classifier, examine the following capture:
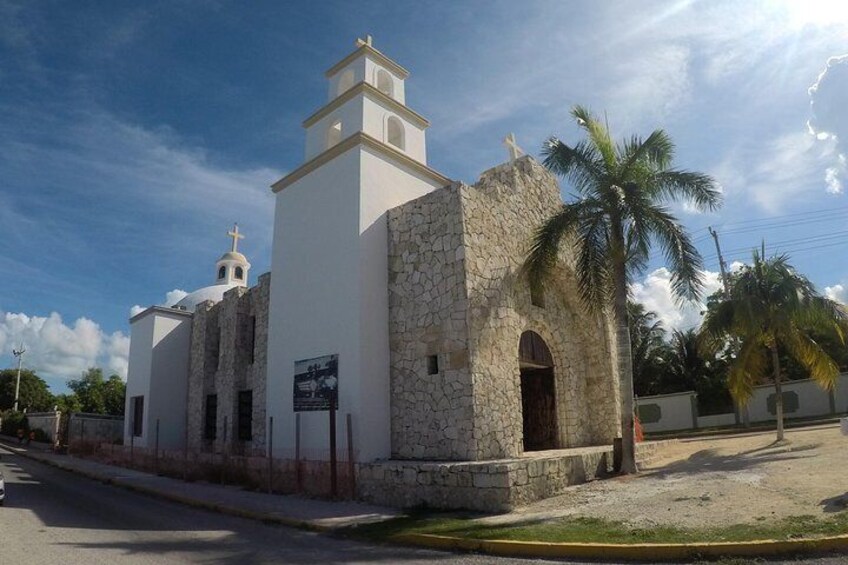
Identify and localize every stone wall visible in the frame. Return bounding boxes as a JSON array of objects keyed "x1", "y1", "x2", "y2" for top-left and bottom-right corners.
[
  {"x1": 187, "y1": 273, "x2": 270, "y2": 456},
  {"x1": 387, "y1": 185, "x2": 476, "y2": 460},
  {"x1": 387, "y1": 156, "x2": 619, "y2": 462},
  {"x1": 463, "y1": 157, "x2": 620, "y2": 459}
]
